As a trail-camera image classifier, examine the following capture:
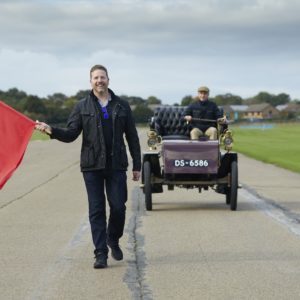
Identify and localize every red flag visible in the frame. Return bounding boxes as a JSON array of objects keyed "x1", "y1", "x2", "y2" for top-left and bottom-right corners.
[{"x1": 0, "y1": 101, "x2": 35, "y2": 189}]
